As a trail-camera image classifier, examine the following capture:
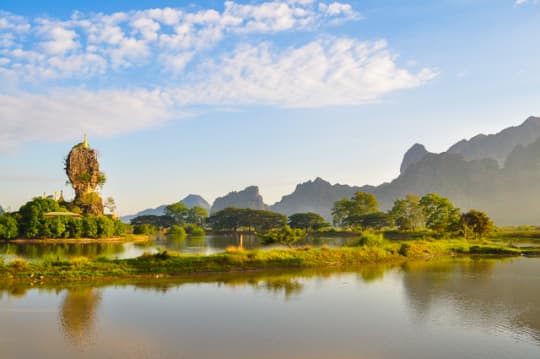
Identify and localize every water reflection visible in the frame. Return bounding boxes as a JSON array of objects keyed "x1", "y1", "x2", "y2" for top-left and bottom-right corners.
[
  {"x1": 0, "y1": 234, "x2": 357, "y2": 261},
  {"x1": 1, "y1": 259, "x2": 539, "y2": 359},
  {"x1": 59, "y1": 287, "x2": 101, "y2": 346},
  {"x1": 402, "y1": 258, "x2": 540, "y2": 344},
  {"x1": 0, "y1": 241, "x2": 126, "y2": 261}
]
